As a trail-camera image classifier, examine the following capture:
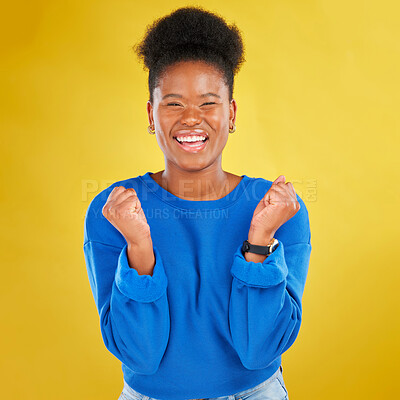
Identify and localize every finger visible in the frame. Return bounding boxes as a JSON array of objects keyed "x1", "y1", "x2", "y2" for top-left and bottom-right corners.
[
  {"x1": 270, "y1": 182, "x2": 289, "y2": 195},
  {"x1": 275, "y1": 181, "x2": 297, "y2": 200},
  {"x1": 275, "y1": 181, "x2": 294, "y2": 196},
  {"x1": 272, "y1": 175, "x2": 286, "y2": 185},
  {"x1": 264, "y1": 188, "x2": 285, "y2": 204},
  {"x1": 285, "y1": 182, "x2": 297, "y2": 198},
  {"x1": 104, "y1": 187, "x2": 126, "y2": 216},
  {"x1": 111, "y1": 188, "x2": 139, "y2": 207},
  {"x1": 104, "y1": 188, "x2": 139, "y2": 218},
  {"x1": 266, "y1": 186, "x2": 298, "y2": 206},
  {"x1": 281, "y1": 182, "x2": 297, "y2": 202},
  {"x1": 119, "y1": 195, "x2": 142, "y2": 216},
  {"x1": 106, "y1": 186, "x2": 125, "y2": 202}
]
